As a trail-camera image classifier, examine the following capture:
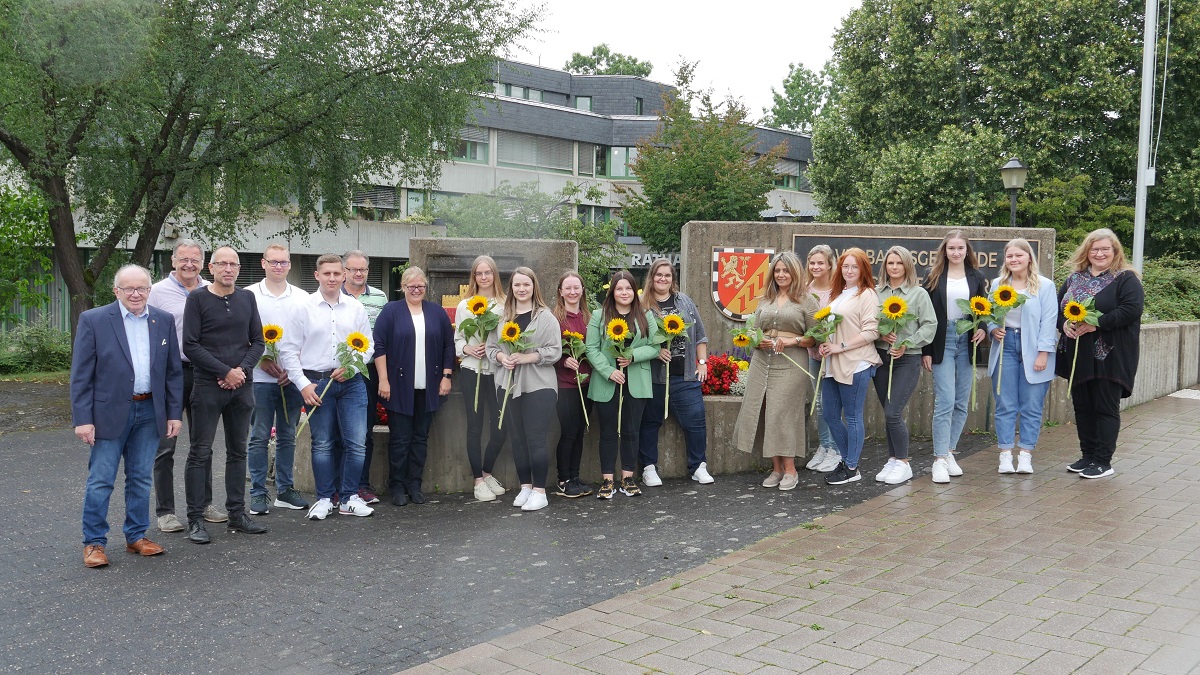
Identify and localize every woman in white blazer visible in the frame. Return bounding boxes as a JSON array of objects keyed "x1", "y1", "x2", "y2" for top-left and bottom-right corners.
[{"x1": 987, "y1": 239, "x2": 1058, "y2": 475}]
